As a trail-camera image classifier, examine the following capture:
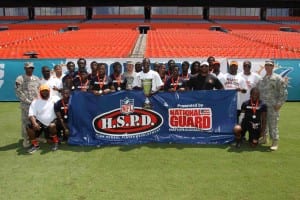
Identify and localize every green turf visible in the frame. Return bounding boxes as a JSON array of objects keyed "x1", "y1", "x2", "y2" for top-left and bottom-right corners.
[{"x1": 0, "y1": 102, "x2": 299, "y2": 200}]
